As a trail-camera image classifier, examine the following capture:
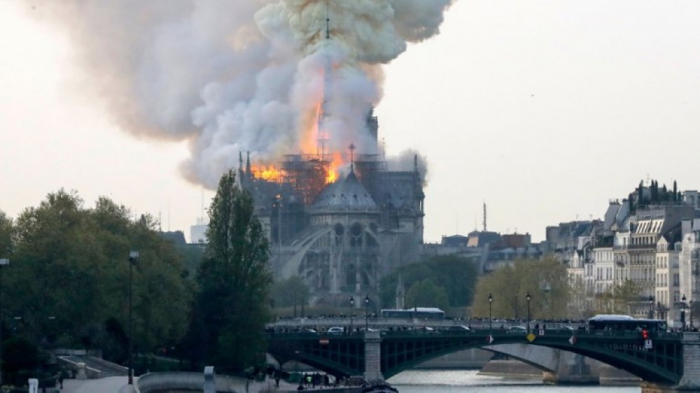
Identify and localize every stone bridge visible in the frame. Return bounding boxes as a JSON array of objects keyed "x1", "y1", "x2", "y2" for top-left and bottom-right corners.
[{"x1": 267, "y1": 329, "x2": 700, "y2": 391}]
